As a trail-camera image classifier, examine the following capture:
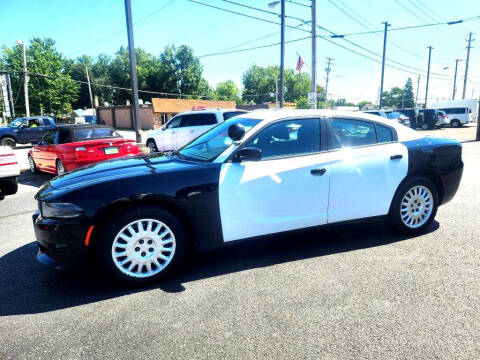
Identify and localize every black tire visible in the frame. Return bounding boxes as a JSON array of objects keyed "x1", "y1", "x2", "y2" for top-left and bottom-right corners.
[
  {"x1": 450, "y1": 119, "x2": 461, "y2": 128},
  {"x1": 0, "y1": 178, "x2": 18, "y2": 196},
  {"x1": 389, "y1": 177, "x2": 439, "y2": 235},
  {"x1": 146, "y1": 139, "x2": 158, "y2": 153},
  {"x1": 0, "y1": 137, "x2": 16, "y2": 149},
  {"x1": 28, "y1": 155, "x2": 38, "y2": 174},
  {"x1": 56, "y1": 159, "x2": 66, "y2": 175},
  {"x1": 95, "y1": 206, "x2": 187, "y2": 284}
]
